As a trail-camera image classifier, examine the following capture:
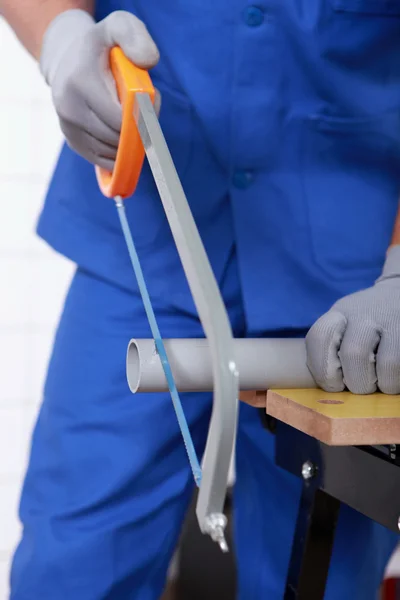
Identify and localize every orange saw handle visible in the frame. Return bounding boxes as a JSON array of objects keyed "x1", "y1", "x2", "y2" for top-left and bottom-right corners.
[
  {"x1": 95, "y1": 47, "x2": 156, "y2": 199},
  {"x1": 390, "y1": 201, "x2": 400, "y2": 247}
]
